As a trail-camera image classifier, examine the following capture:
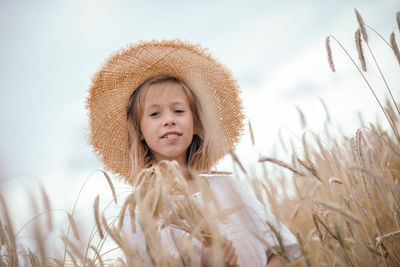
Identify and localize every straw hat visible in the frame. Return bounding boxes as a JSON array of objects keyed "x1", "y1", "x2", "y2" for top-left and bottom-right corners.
[{"x1": 87, "y1": 40, "x2": 244, "y2": 180}]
